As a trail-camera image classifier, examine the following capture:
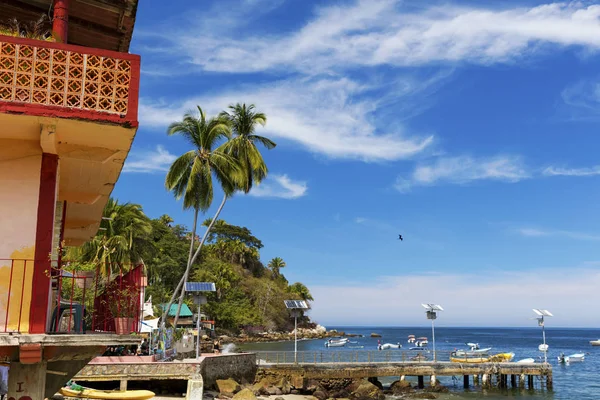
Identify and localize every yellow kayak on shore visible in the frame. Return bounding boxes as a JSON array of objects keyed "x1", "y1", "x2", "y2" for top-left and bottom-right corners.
[
  {"x1": 59, "y1": 387, "x2": 155, "y2": 400},
  {"x1": 450, "y1": 352, "x2": 515, "y2": 363}
]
